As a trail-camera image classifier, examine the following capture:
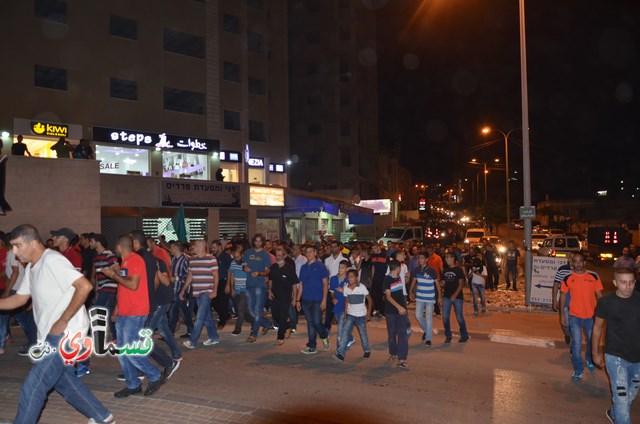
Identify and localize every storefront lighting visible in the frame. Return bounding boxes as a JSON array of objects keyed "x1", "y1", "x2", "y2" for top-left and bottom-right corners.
[
  {"x1": 1, "y1": 131, "x2": 9, "y2": 138},
  {"x1": 286, "y1": 160, "x2": 292, "y2": 165},
  {"x1": 155, "y1": 146, "x2": 161, "y2": 151},
  {"x1": 212, "y1": 152, "x2": 219, "y2": 158}
]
